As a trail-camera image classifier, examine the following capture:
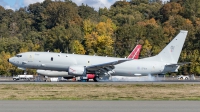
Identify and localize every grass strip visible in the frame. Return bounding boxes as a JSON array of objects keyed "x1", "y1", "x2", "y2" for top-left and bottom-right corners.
[{"x1": 0, "y1": 84, "x2": 200, "y2": 100}]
